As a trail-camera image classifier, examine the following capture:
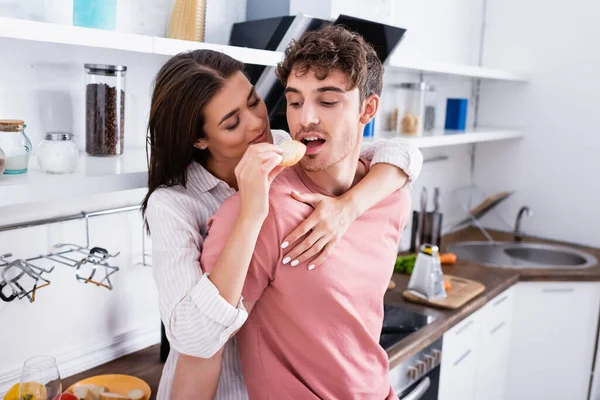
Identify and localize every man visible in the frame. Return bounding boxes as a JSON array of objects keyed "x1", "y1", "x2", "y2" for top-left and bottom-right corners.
[{"x1": 201, "y1": 25, "x2": 411, "y2": 399}]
